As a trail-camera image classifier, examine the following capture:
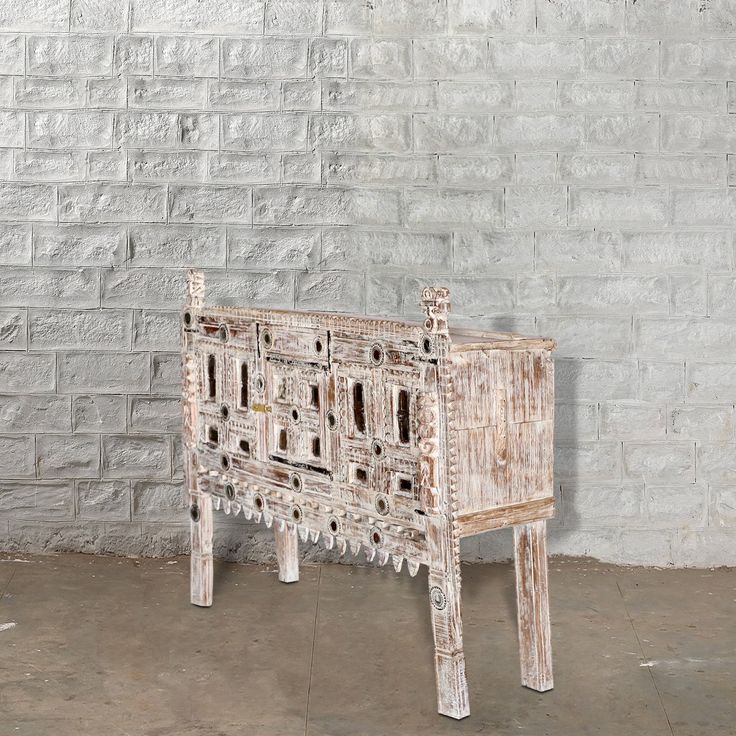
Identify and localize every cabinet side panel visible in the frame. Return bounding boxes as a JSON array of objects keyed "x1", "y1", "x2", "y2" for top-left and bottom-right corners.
[{"x1": 452, "y1": 349, "x2": 554, "y2": 516}]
